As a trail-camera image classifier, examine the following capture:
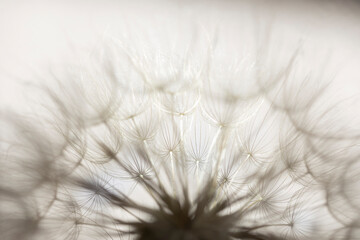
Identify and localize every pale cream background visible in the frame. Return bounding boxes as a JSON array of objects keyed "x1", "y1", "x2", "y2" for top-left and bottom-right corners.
[{"x1": 0, "y1": 0, "x2": 359, "y2": 111}]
